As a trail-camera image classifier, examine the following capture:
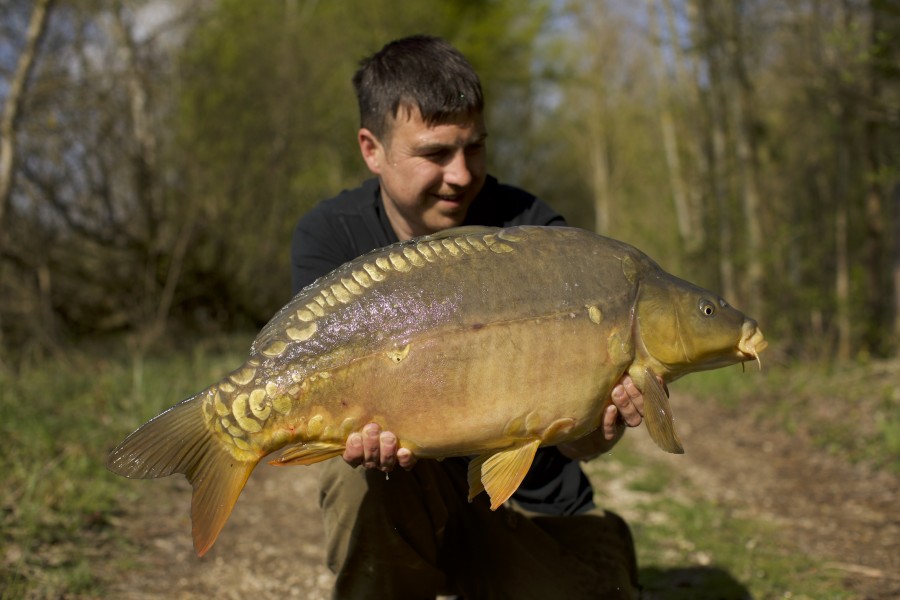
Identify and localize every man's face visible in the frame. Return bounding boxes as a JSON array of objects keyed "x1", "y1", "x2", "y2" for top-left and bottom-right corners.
[{"x1": 358, "y1": 106, "x2": 488, "y2": 241}]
